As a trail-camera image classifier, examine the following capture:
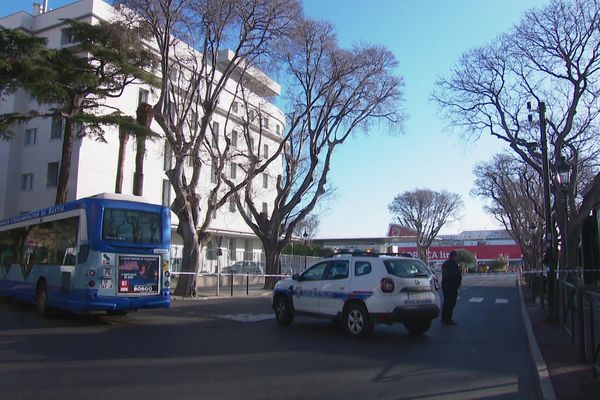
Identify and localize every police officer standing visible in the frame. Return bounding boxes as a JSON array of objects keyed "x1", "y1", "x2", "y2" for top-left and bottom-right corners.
[{"x1": 441, "y1": 250, "x2": 462, "y2": 325}]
